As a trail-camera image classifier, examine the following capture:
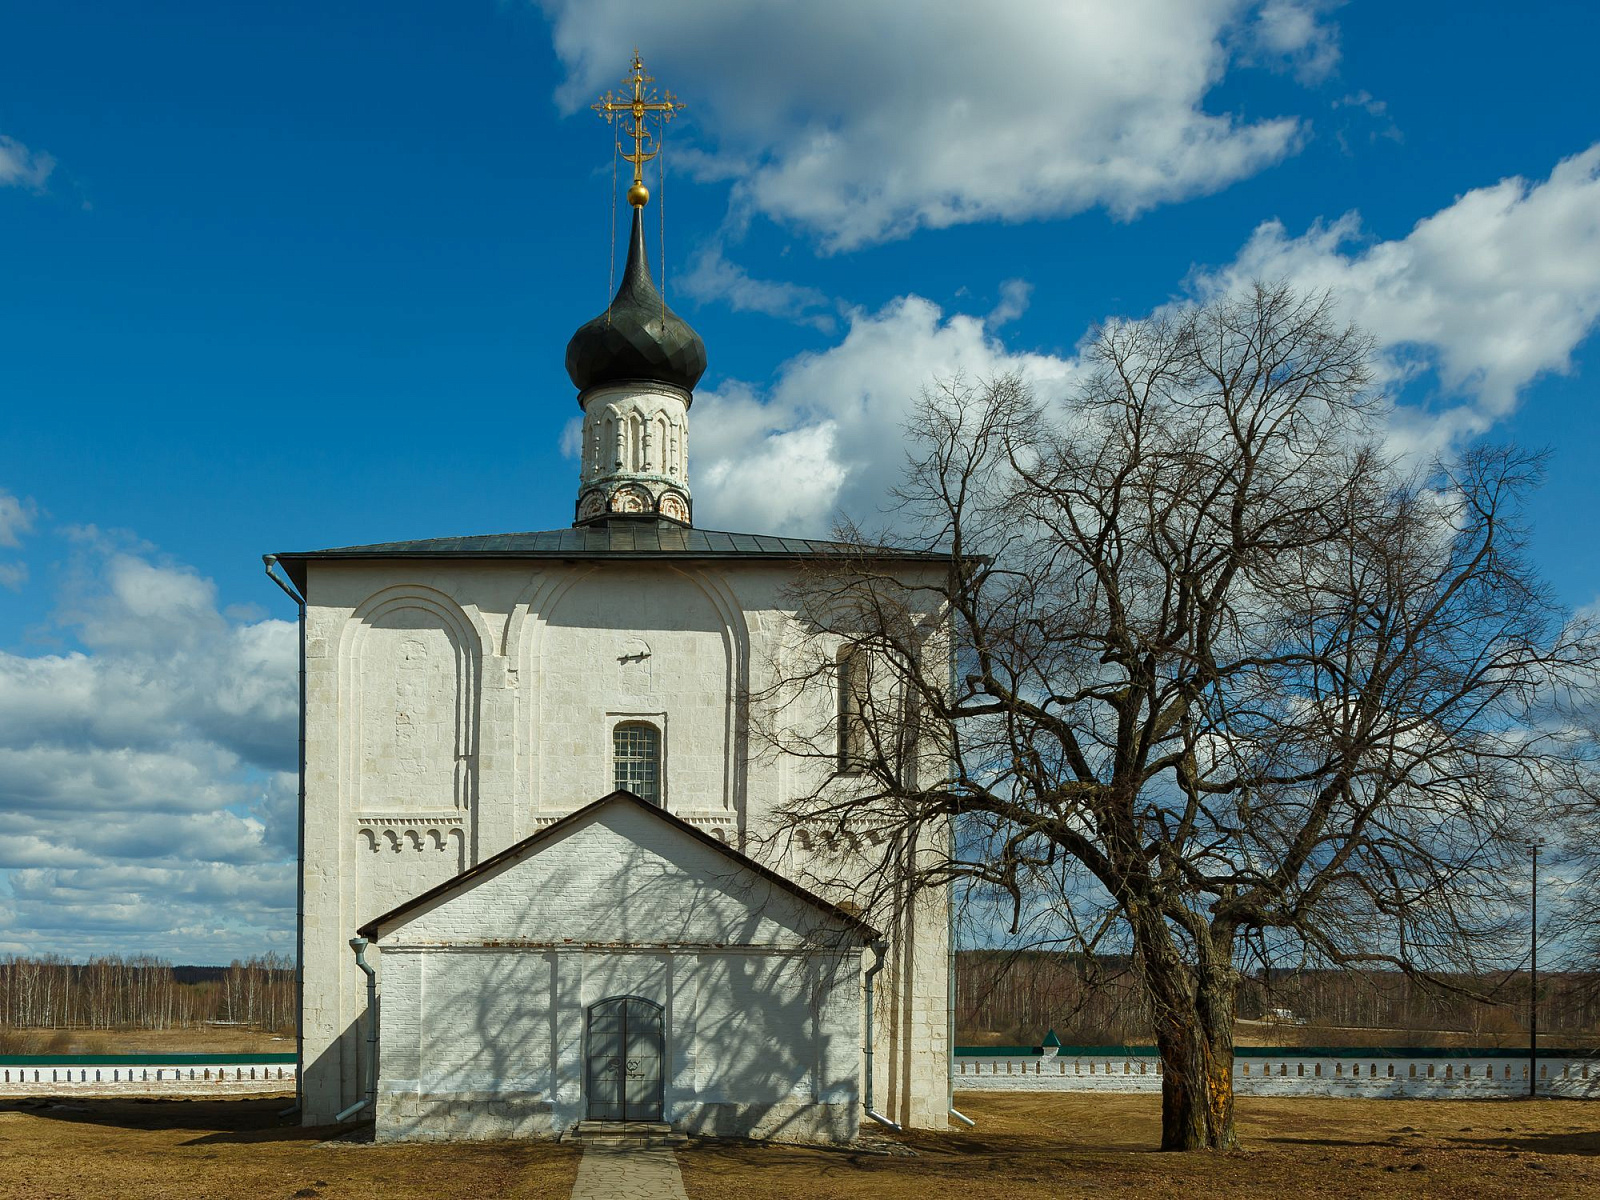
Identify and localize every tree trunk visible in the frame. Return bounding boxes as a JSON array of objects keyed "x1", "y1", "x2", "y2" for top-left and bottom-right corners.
[{"x1": 1134, "y1": 914, "x2": 1240, "y2": 1150}]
